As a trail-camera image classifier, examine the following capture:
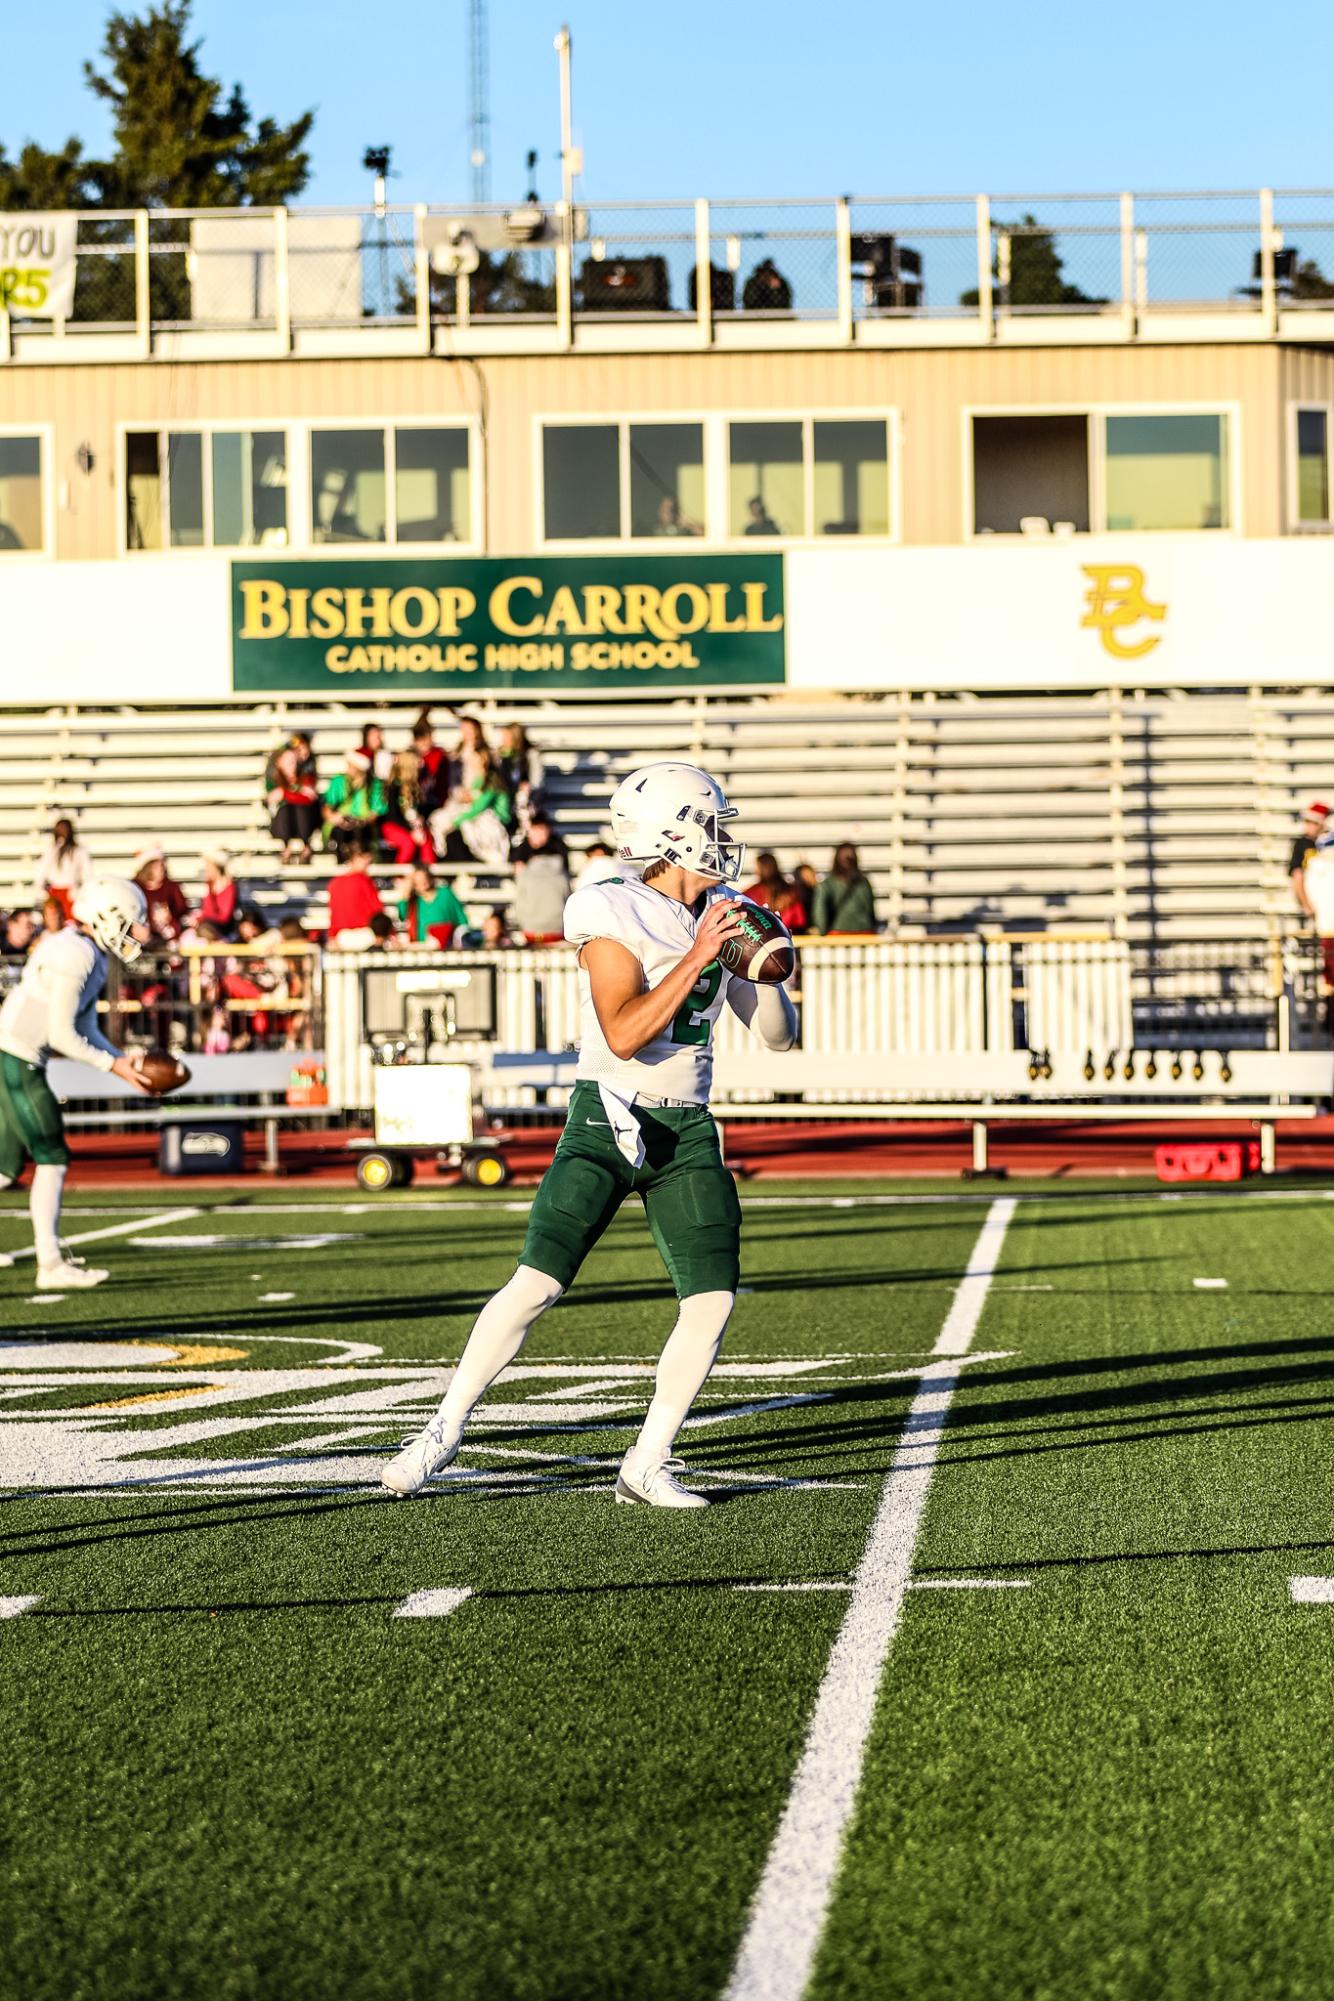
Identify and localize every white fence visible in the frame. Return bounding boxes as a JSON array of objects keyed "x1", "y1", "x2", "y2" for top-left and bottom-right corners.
[{"x1": 321, "y1": 935, "x2": 1144, "y2": 1112}]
